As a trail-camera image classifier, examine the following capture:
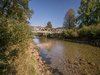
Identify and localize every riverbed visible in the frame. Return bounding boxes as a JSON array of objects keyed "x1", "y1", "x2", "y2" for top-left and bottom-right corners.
[{"x1": 33, "y1": 37, "x2": 100, "y2": 75}]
